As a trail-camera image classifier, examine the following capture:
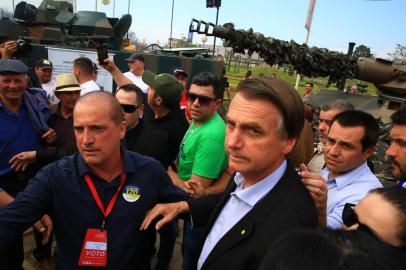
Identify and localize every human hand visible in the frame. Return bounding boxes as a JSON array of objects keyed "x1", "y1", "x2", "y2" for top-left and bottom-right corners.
[
  {"x1": 184, "y1": 179, "x2": 206, "y2": 198},
  {"x1": 9, "y1": 151, "x2": 37, "y2": 171},
  {"x1": 0, "y1": 40, "x2": 17, "y2": 59},
  {"x1": 33, "y1": 215, "x2": 53, "y2": 245},
  {"x1": 140, "y1": 201, "x2": 189, "y2": 231},
  {"x1": 42, "y1": 128, "x2": 57, "y2": 144},
  {"x1": 299, "y1": 163, "x2": 328, "y2": 215},
  {"x1": 98, "y1": 56, "x2": 115, "y2": 72}
]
